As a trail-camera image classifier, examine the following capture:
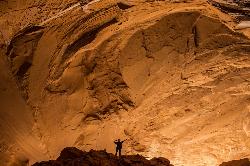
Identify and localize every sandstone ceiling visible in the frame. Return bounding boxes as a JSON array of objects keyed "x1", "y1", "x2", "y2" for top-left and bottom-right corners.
[{"x1": 0, "y1": 0, "x2": 250, "y2": 166}]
